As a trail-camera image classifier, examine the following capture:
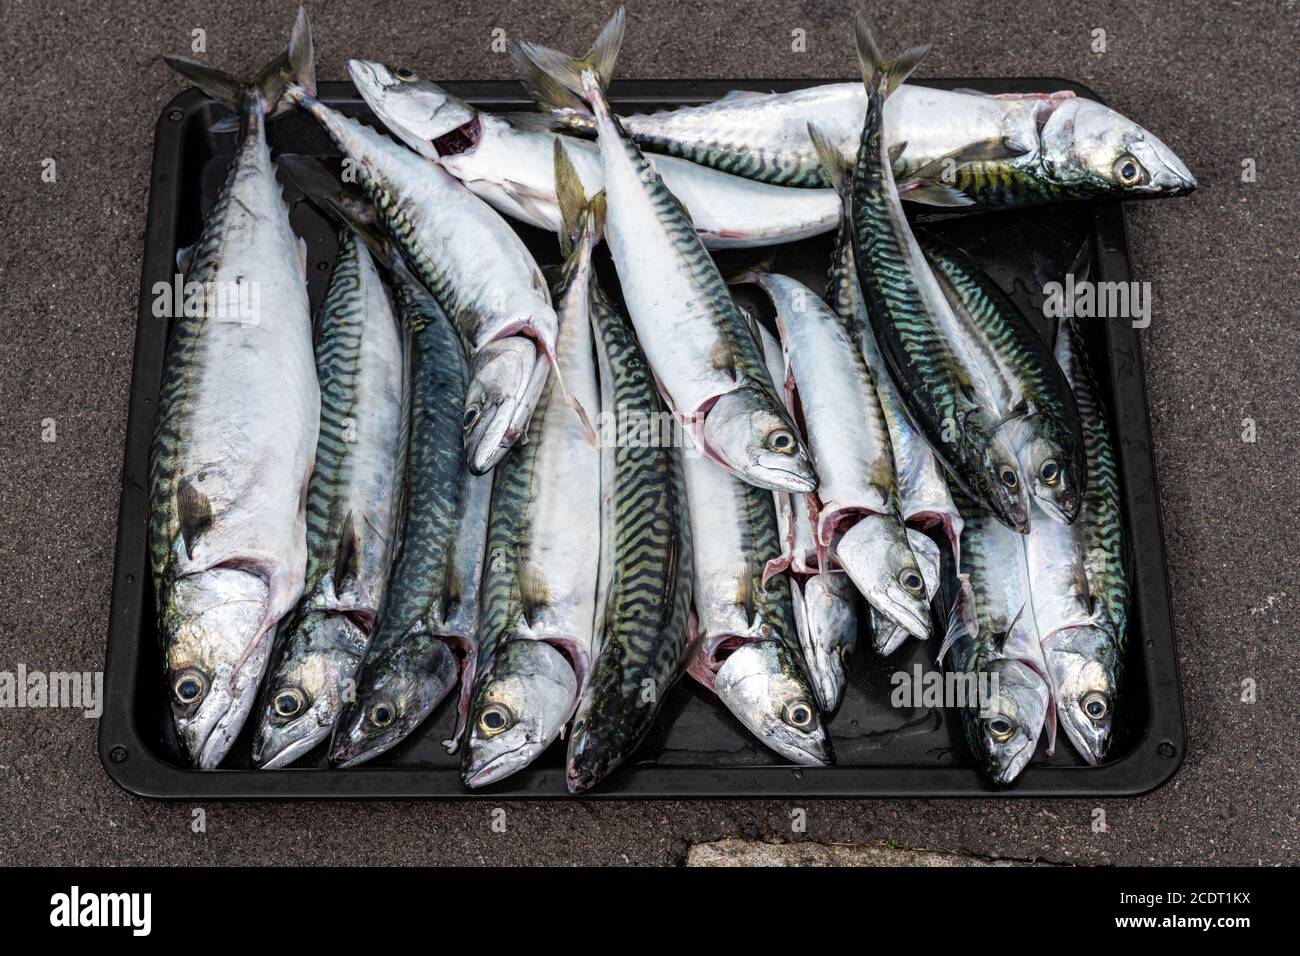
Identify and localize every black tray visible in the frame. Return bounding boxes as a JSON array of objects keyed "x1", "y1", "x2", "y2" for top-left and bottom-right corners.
[{"x1": 100, "y1": 78, "x2": 1185, "y2": 798}]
